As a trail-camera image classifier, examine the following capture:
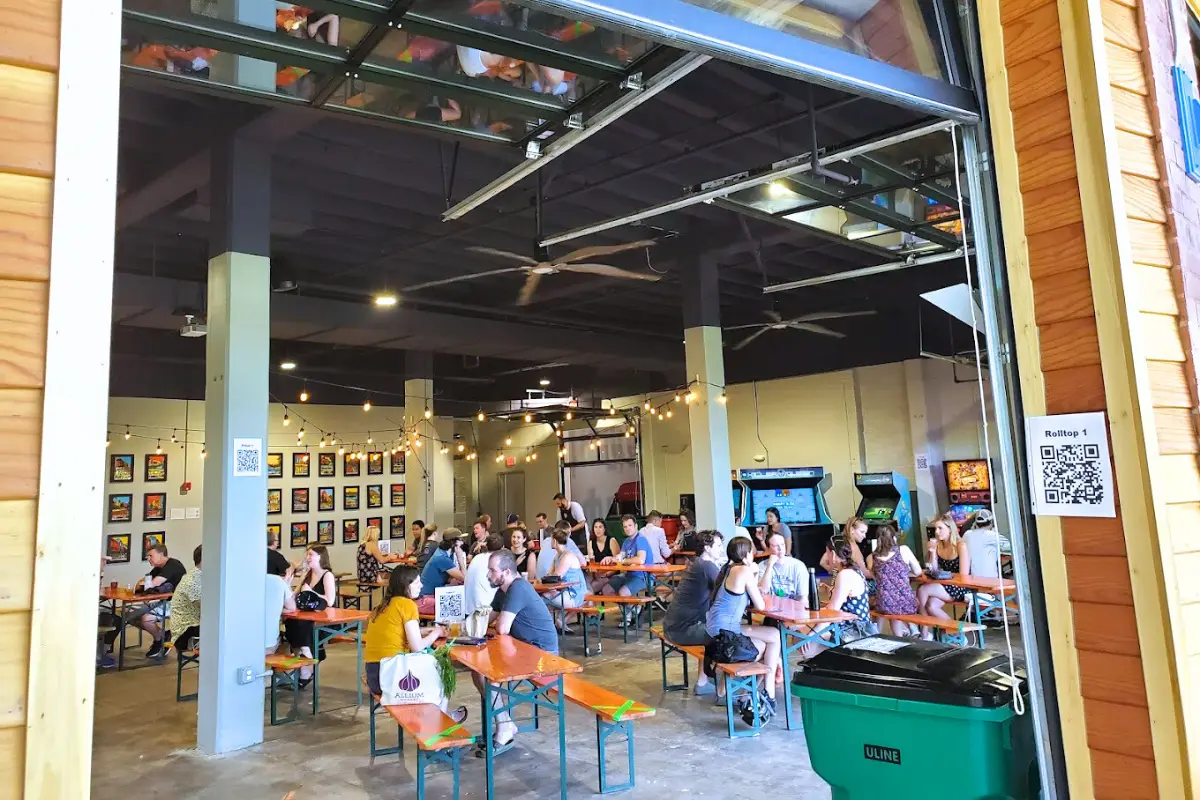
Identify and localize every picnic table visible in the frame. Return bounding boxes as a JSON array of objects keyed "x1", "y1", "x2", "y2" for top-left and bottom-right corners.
[
  {"x1": 585, "y1": 562, "x2": 685, "y2": 639},
  {"x1": 916, "y1": 573, "x2": 1018, "y2": 645},
  {"x1": 449, "y1": 635, "x2": 581, "y2": 800},
  {"x1": 100, "y1": 586, "x2": 173, "y2": 670},
  {"x1": 282, "y1": 606, "x2": 370, "y2": 712}
]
